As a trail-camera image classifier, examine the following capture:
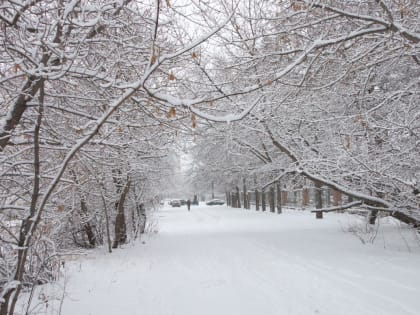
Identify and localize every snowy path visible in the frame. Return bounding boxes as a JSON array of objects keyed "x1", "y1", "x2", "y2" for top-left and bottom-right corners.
[{"x1": 44, "y1": 205, "x2": 420, "y2": 315}]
